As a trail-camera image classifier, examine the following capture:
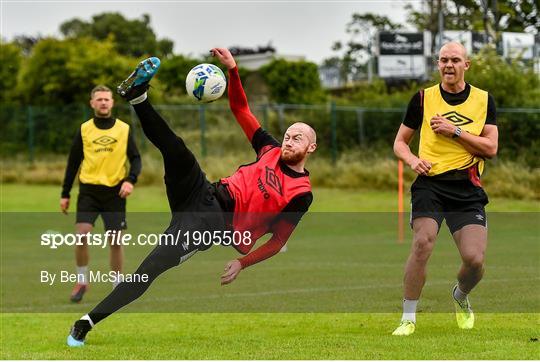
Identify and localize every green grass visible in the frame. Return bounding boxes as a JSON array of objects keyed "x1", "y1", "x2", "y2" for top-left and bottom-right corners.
[
  {"x1": 2, "y1": 313, "x2": 539, "y2": 359},
  {"x1": 3, "y1": 153, "x2": 540, "y2": 200},
  {"x1": 1, "y1": 184, "x2": 539, "y2": 212},
  {"x1": 1, "y1": 184, "x2": 539, "y2": 359}
]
